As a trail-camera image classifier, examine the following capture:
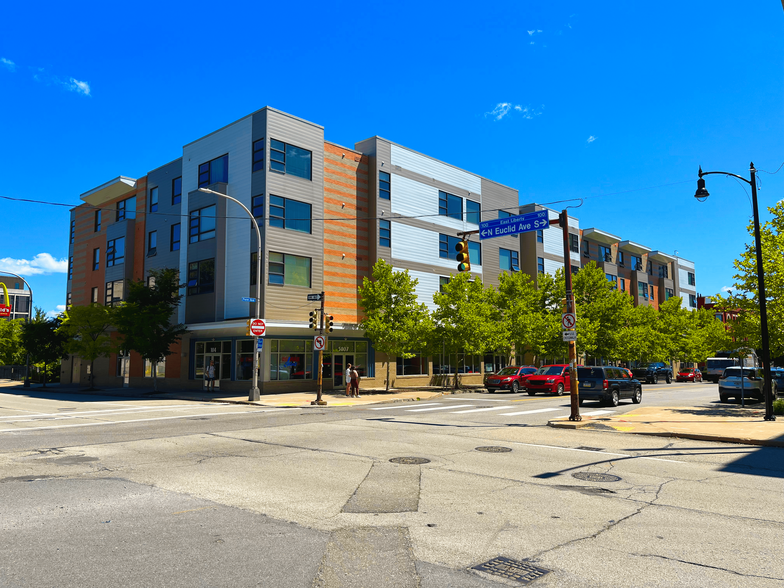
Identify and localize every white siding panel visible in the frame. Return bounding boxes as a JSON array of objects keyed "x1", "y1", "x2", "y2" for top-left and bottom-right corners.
[
  {"x1": 390, "y1": 174, "x2": 474, "y2": 233},
  {"x1": 543, "y1": 225, "x2": 563, "y2": 257},
  {"x1": 391, "y1": 222, "x2": 482, "y2": 273},
  {"x1": 678, "y1": 268, "x2": 696, "y2": 292},
  {"x1": 394, "y1": 267, "x2": 441, "y2": 312},
  {"x1": 544, "y1": 259, "x2": 564, "y2": 276},
  {"x1": 391, "y1": 144, "x2": 482, "y2": 195}
]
